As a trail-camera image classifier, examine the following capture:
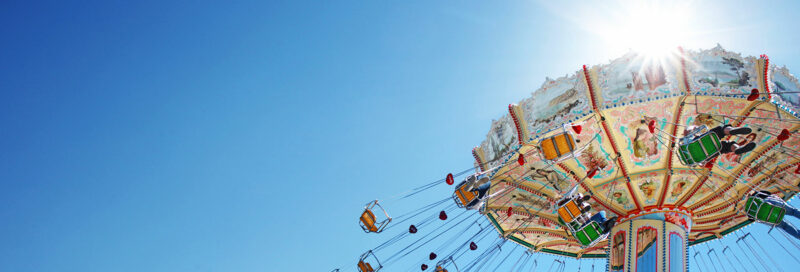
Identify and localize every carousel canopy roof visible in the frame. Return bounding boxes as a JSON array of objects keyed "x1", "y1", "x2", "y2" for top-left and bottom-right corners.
[{"x1": 473, "y1": 45, "x2": 800, "y2": 258}]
